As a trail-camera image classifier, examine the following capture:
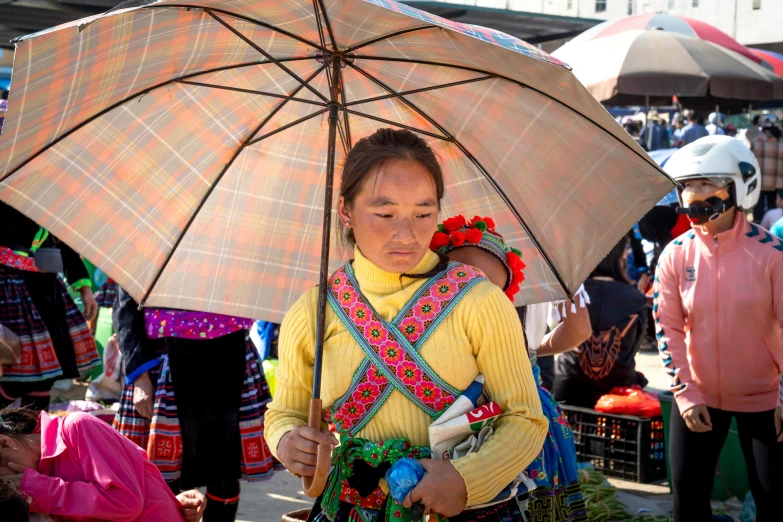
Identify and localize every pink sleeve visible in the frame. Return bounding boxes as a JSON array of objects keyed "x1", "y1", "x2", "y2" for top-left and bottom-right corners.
[
  {"x1": 770, "y1": 255, "x2": 783, "y2": 407},
  {"x1": 21, "y1": 415, "x2": 145, "y2": 521},
  {"x1": 653, "y1": 249, "x2": 705, "y2": 413}
]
